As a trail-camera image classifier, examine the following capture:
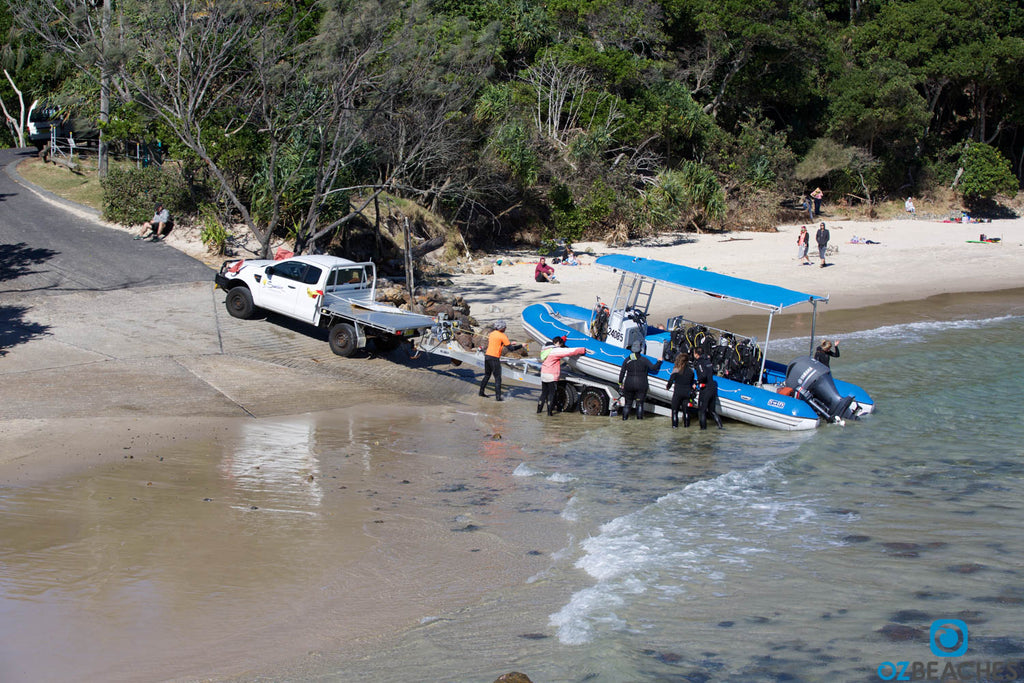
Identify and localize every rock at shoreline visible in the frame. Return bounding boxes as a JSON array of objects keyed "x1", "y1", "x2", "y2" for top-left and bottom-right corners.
[
  {"x1": 493, "y1": 673, "x2": 533, "y2": 683},
  {"x1": 374, "y1": 281, "x2": 531, "y2": 356}
]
